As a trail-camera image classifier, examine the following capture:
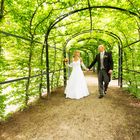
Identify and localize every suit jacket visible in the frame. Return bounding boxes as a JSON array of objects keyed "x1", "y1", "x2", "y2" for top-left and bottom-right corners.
[{"x1": 88, "y1": 52, "x2": 113, "y2": 73}]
